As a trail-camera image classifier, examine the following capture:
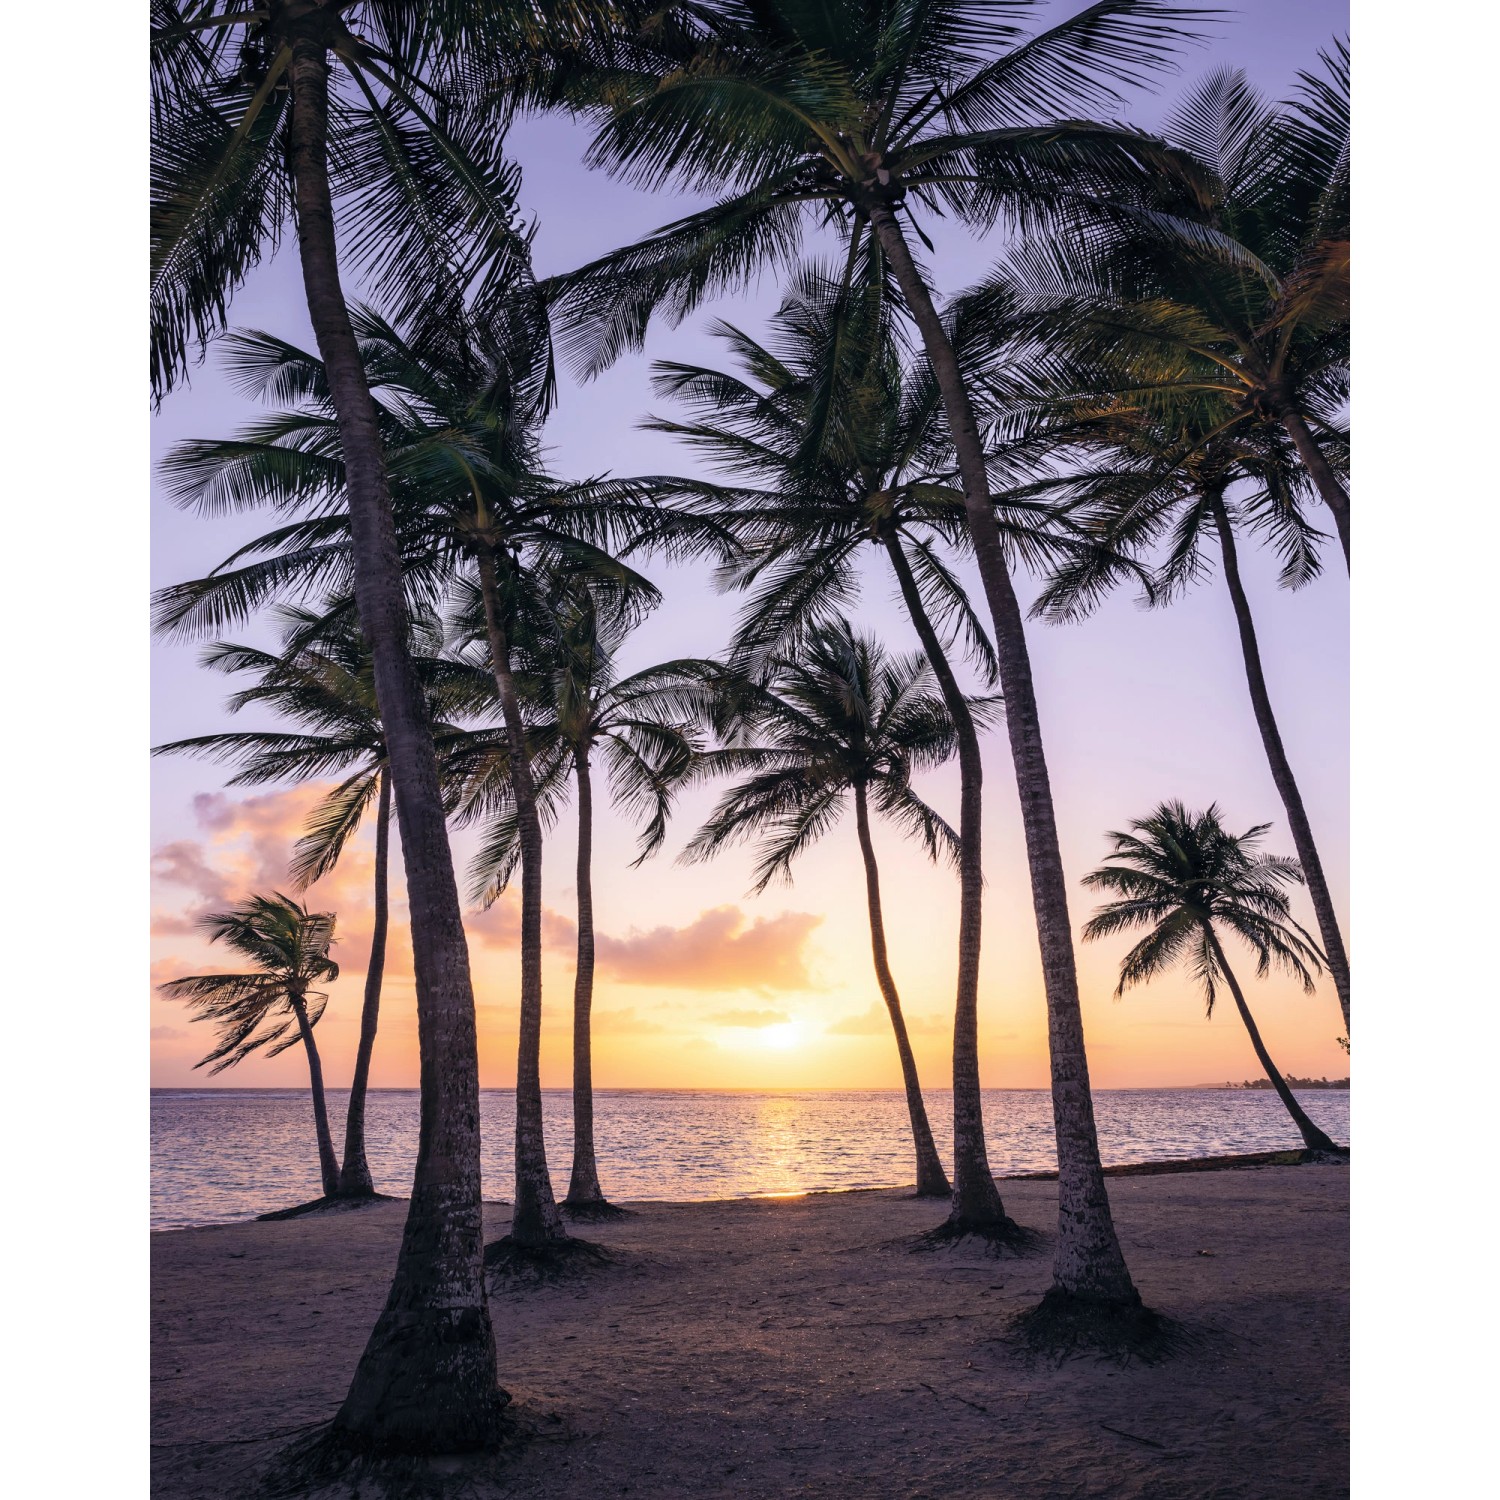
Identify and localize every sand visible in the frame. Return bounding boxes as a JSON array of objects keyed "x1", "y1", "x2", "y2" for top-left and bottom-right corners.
[{"x1": 151, "y1": 1164, "x2": 1348, "y2": 1498}]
